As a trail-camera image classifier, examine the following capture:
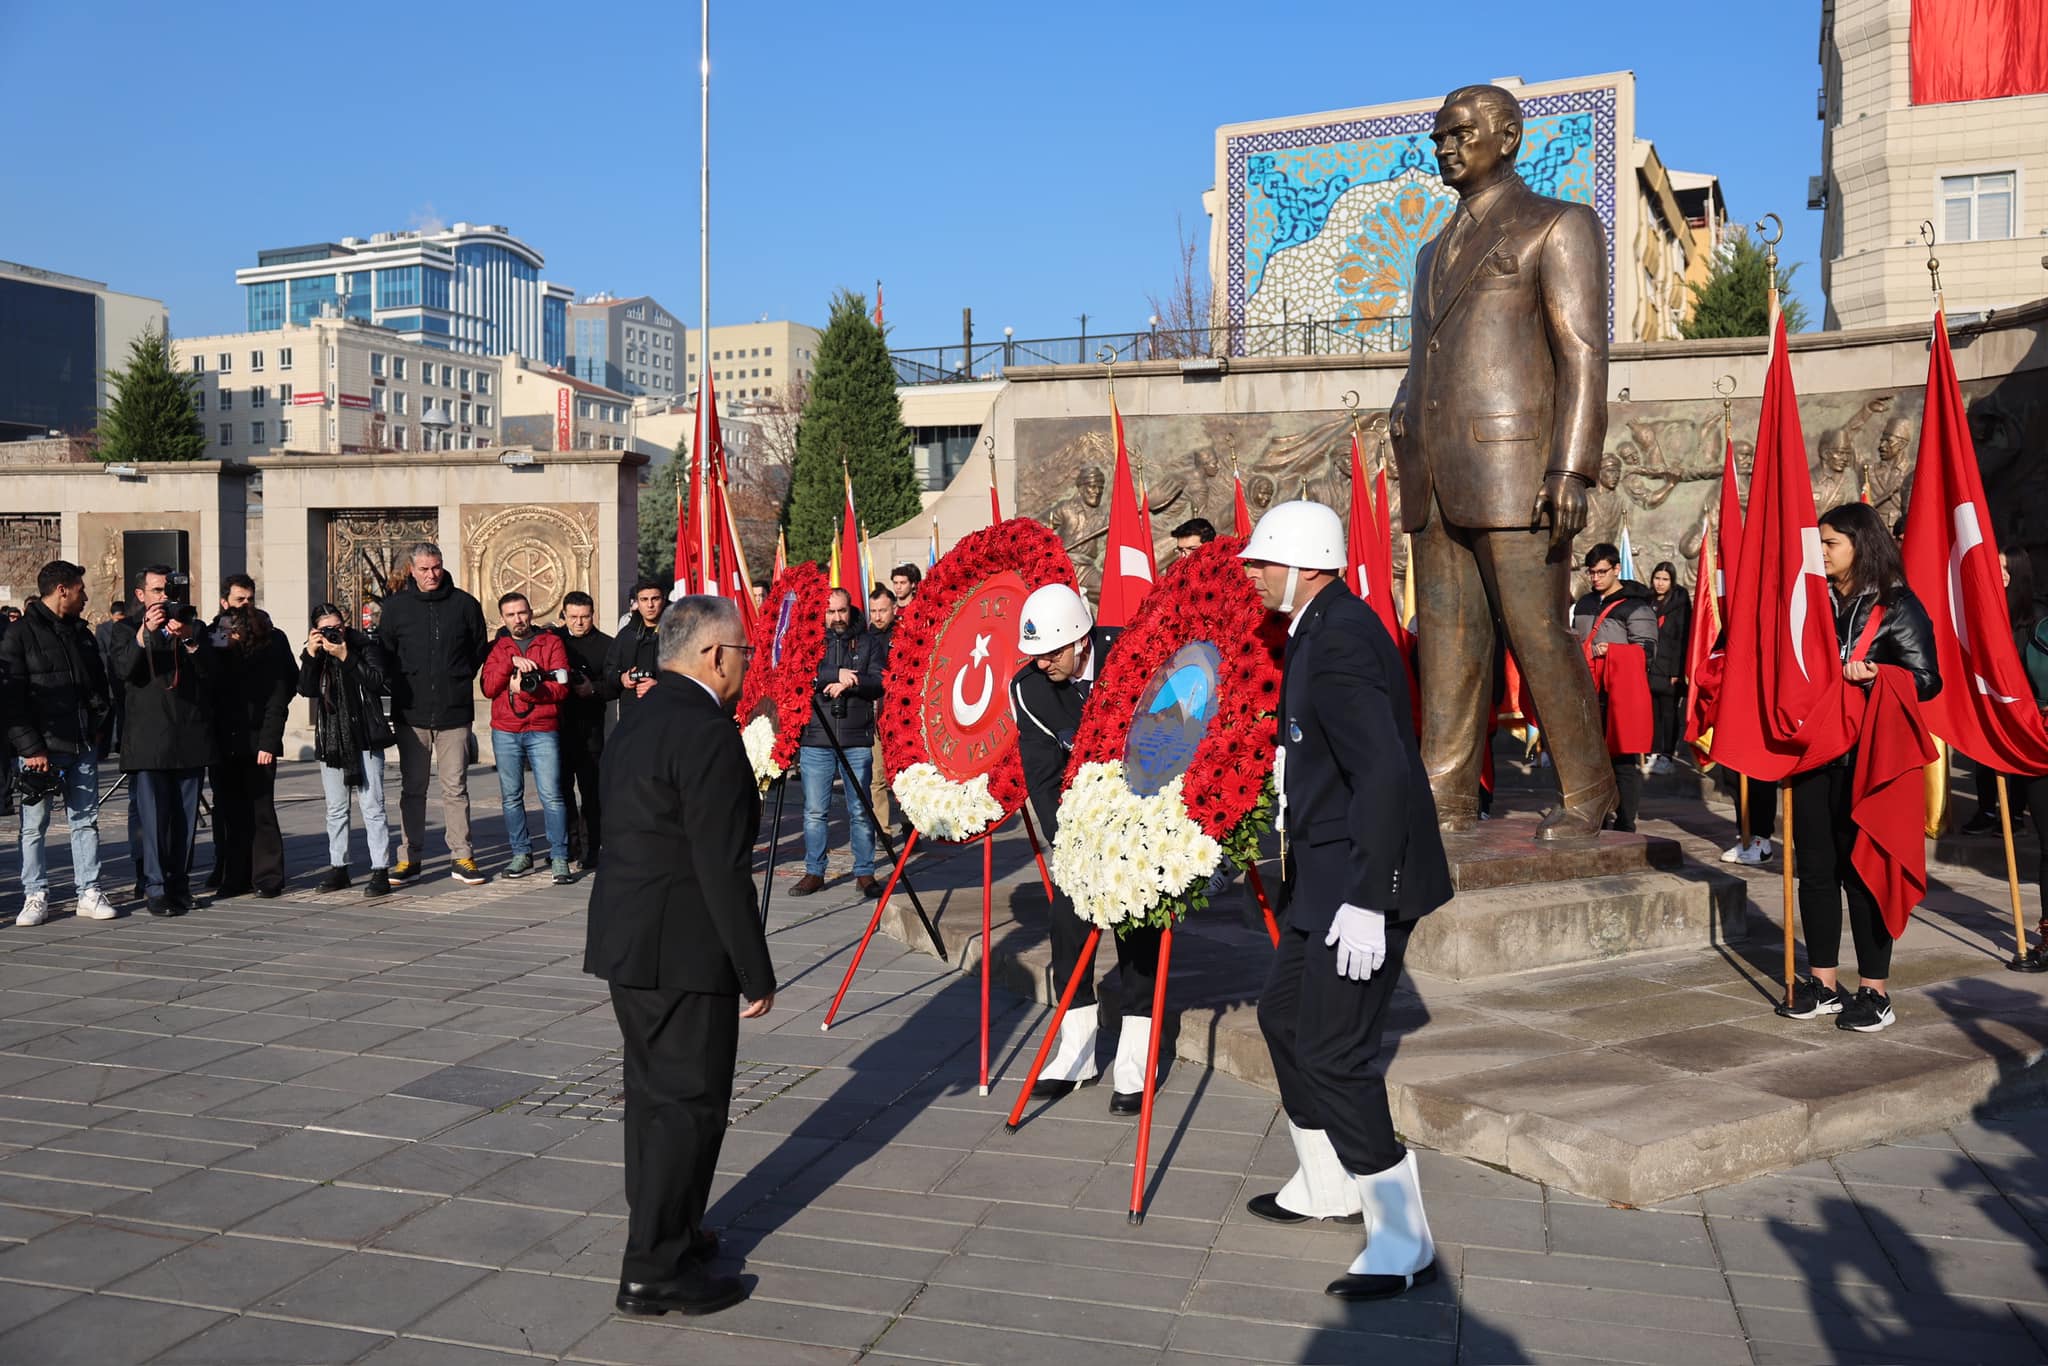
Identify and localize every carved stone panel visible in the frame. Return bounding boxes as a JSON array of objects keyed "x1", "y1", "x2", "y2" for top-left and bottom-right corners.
[
  {"x1": 461, "y1": 502, "x2": 599, "y2": 624},
  {"x1": 325, "y1": 508, "x2": 439, "y2": 632},
  {"x1": 0, "y1": 514, "x2": 62, "y2": 607}
]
